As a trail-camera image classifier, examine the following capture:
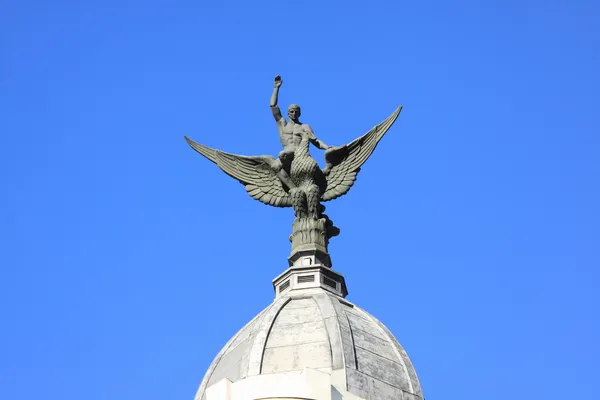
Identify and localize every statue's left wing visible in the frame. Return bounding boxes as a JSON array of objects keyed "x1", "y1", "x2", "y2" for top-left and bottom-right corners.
[
  {"x1": 322, "y1": 106, "x2": 402, "y2": 202},
  {"x1": 185, "y1": 136, "x2": 292, "y2": 207}
]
